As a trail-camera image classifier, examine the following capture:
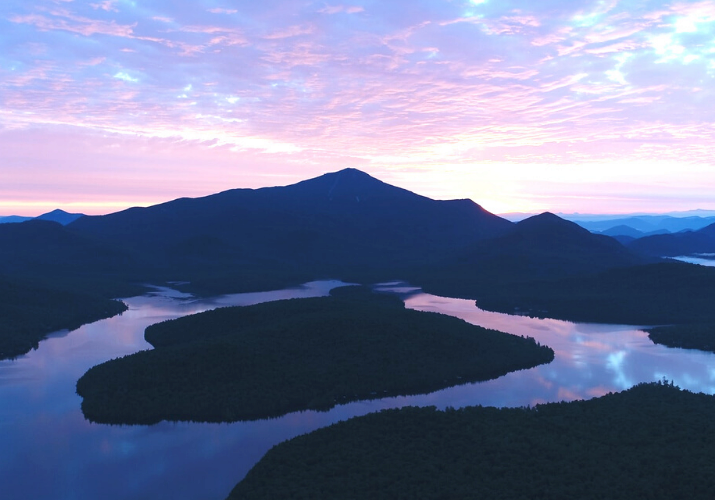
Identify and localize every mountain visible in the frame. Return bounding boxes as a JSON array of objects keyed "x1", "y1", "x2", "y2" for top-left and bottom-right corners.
[
  {"x1": 600, "y1": 225, "x2": 647, "y2": 238},
  {"x1": 36, "y1": 209, "x2": 84, "y2": 225},
  {"x1": 66, "y1": 168, "x2": 514, "y2": 290},
  {"x1": 471, "y1": 212, "x2": 647, "y2": 277},
  {"x1": 598, "y1": 225, "x2": 670, "y2": 240},
  {"x1": 571, "y1": 215, "x2": 715, "y2": 233},
  {"x1": 628, "y1": 222, "x2": 715, "y2": 257},
  {"x1": 410, "y1": 212, "x2": 651, "y2": 298},
  {"x1": 0, "y1": 210, "x2": 84, "y2": 226},
  {"x1": 0, "y1": 215, "x2": 32, "y2": 224},
  {"x1": 3, "y1": 169, "x2": 667, "y2": 299}
]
